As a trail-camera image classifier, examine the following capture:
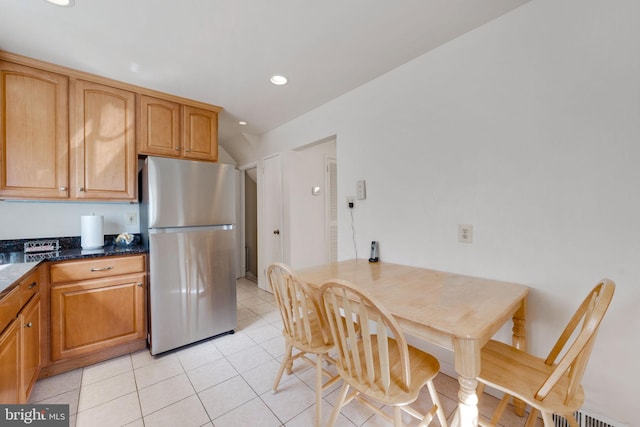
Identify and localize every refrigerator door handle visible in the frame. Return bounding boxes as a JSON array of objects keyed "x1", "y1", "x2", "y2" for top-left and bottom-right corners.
[{"x1": 149, "y1": 225, "x2": 234, "y2": 234}]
